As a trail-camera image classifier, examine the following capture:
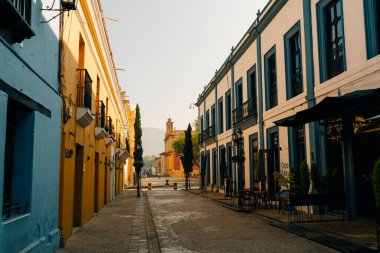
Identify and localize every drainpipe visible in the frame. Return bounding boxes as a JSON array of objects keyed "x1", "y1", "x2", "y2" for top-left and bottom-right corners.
[
  {"x1": 303, "y1": 0, "x2": 318, "y2": 168},
  {"x1": 214, "y1": 75, "x2": 219, "y2": 192},
  {"x1": 256, "y1": 10, "x2": 266, "y2": 191},
  {"x1": 230, "y1": 53, "x2": 236, "y2": 195}
]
